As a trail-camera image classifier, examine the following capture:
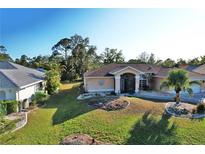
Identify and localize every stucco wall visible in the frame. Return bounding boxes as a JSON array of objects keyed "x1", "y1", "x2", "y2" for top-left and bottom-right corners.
[
  {"x1": 150, "y1": 77, "x2": 162, "y2": 90},
  {"x1": 17, "y1": 82, "x2": 44, "y2": 102},
  {"x1": 85, "y1": 78, "x2": 114, "y2": 92},
  {"x1": 151, "y1": 77, "x2": 172, "y2": 92}
]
